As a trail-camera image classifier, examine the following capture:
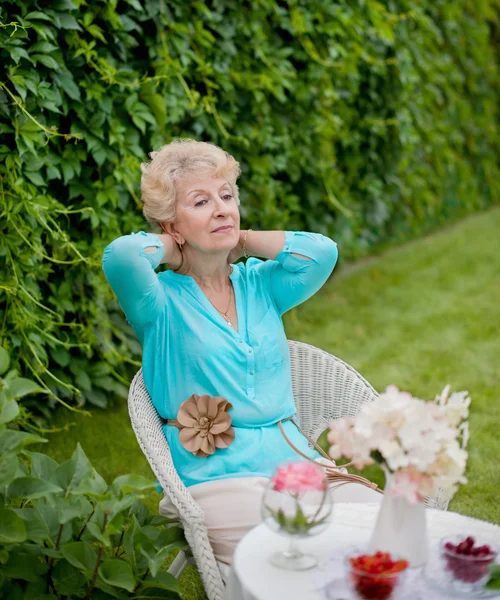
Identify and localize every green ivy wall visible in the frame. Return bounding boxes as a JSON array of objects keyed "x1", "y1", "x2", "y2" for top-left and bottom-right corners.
[{"x1": 0, "y1": 0, "x2": 498, "y2": 422}]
